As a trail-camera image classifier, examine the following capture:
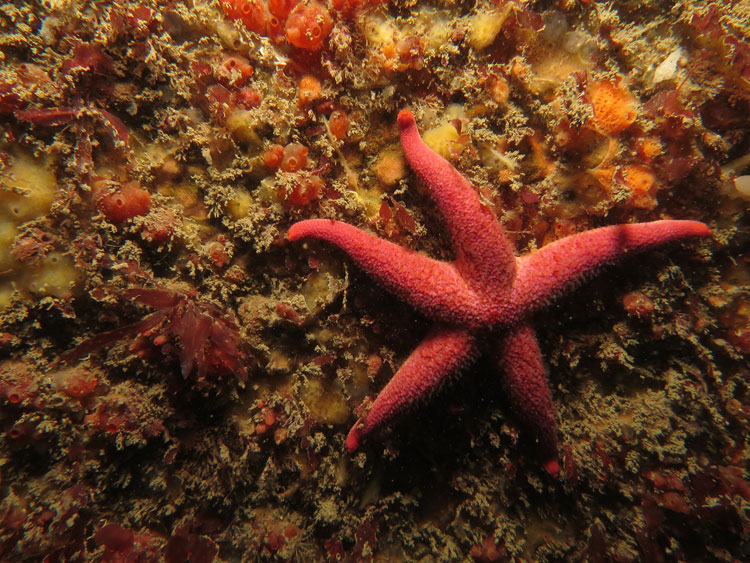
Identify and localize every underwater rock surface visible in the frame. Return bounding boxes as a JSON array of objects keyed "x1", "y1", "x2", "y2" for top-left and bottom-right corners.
[{"x1": 0, "y1": 0, "x2": 748, "y2": 560}]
